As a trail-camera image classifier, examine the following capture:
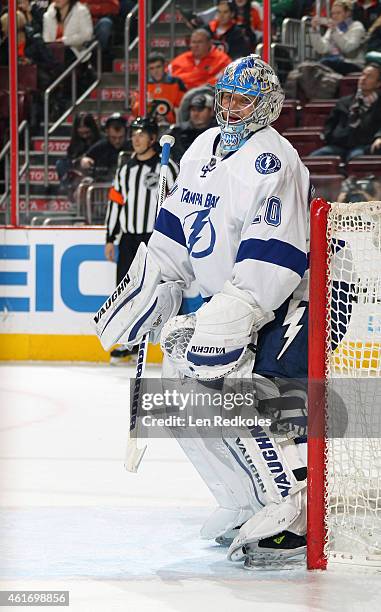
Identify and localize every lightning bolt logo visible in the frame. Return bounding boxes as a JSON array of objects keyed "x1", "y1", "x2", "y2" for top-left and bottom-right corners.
[
  {"x1": 184, "y1": 210, "x2": 216, "y2": 259},
  {"x1": 277, "y1": 303, "x2": 306, "y2": 360},
  {"x1": 255, "y1": 152, "x2": 281, "y2": 175},
  {"x1": 188, "y1": 209, "x2": 210, "y2": 252},
  {"x1": 264, "y1": 155, "x2": 272, "y2": 171}
]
